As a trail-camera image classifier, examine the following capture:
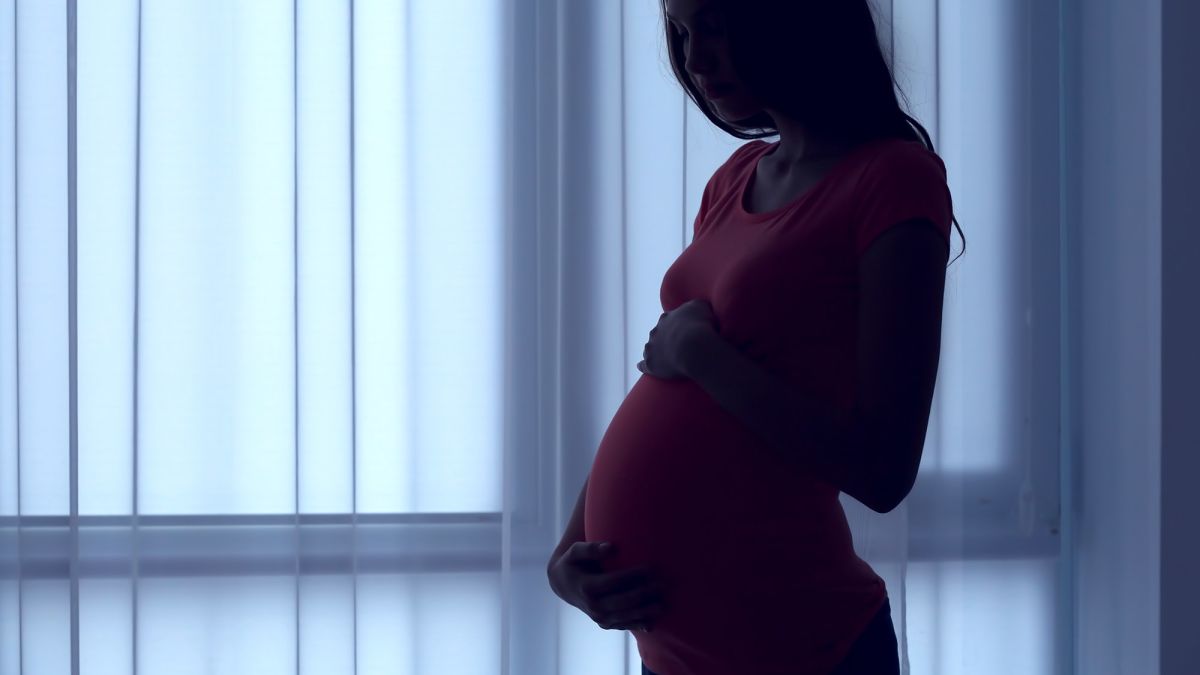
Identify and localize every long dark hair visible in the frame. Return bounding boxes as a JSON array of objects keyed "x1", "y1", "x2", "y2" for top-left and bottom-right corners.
[{"x1": 661, "y1": 0, "x2": 965, "y2": 266}]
